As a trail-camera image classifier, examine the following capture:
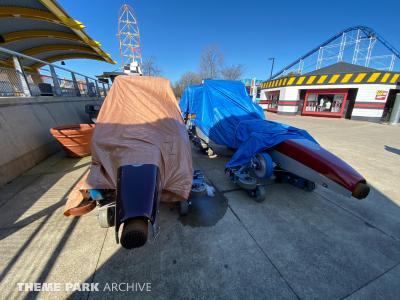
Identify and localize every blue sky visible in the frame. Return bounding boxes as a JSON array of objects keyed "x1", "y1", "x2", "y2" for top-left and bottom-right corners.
[{"x1": 59, "y1": 0, "x2": 400, "y2": 83}]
